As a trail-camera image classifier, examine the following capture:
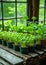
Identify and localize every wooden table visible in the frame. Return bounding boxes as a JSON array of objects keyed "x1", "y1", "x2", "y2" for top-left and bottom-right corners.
[{"x1": 0, "y1": 45, "x2": 46, "y2": 65}]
